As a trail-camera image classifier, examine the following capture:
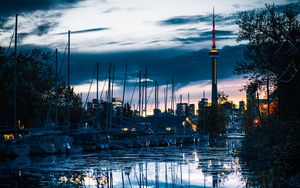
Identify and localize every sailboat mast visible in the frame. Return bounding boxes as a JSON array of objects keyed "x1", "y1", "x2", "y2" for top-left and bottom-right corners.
[
  {"x1": 138, "y1": 71, "x2": 141, "y2": 118},
  {"x1": 157, "y1": 83, "x2": 159, "y2": 109},
  {"x1": 154, "y1": 81, "x2": 157, "y2": 109},
  {"x1": 106, "y1": 64, "x2": 112, "y2": 130},
  {"x1": 13, "y1": 14, "x2": 18, "y2": 130},
  {"x1": 165, "y1": 83, "x2": 168, "y2": 113},
  {"x1": 96, "y1": 62, "x2": 99, "y2": 129},
  {"x1": 121, "y1": 63, "x2": 128, "y2": 126},
  {"x1": 55, "y1": 49, "x2": 58, "y2": 127},
  {"x1": 111, "y1": 64, "x2": 115, "y2": 101},
  {"x1": 164, "y1": 85, "x2": 166, "y2": 113},
  {"x1": 171, "y1": 74, "x2": 174, "y2": 114},
  {"x1": 110, "y1": 64, "x2": 115, "y2": 129},
  {"x1": 144, "y1": 66, "x2": 148, "y2": 118},
  {"x1": 67, "y1": 30, "x2": 71, "y2": 129},
  {"x1": 122, "y1": 63, "x2": 128, "y2": 109},
  {"x1": 141, "y1": 72, "x2": 144, "y2": 117}
]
